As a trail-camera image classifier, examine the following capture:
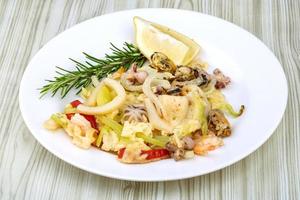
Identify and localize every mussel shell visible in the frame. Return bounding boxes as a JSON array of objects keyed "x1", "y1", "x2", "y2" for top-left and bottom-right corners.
[{"x1": 150, "y1": 52, "x2": 176, "y2": 73}]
